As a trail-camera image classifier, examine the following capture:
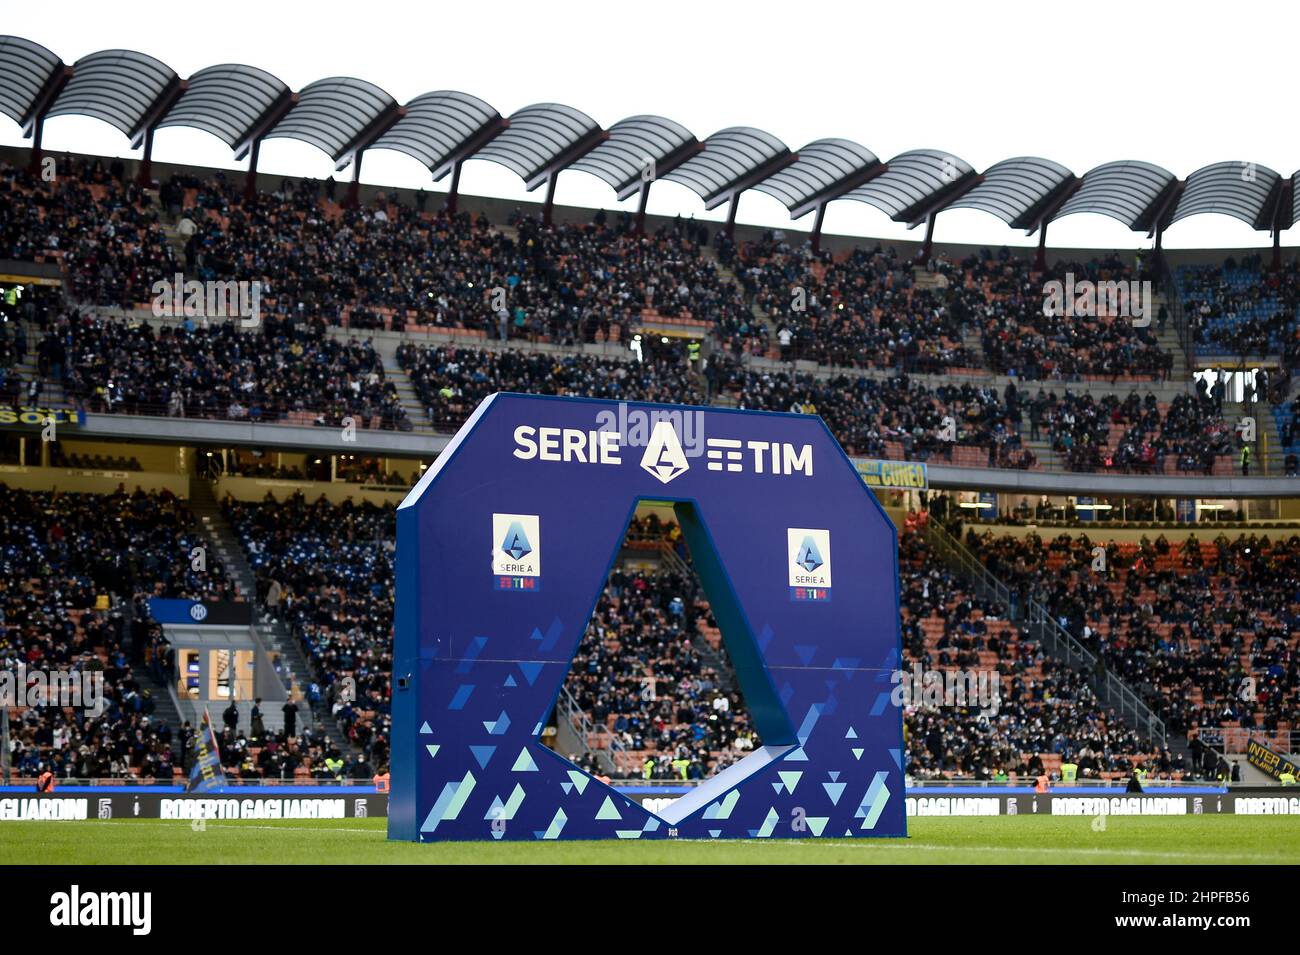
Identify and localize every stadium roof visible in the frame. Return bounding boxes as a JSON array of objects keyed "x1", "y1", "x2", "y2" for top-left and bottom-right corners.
[
  {"x1": 0, "y1": 35, "x2": 62, "y2": 128},
  {"x1": 569, "y1": 114, "x2": 699, "y2": 201},
  {"x1": 838, "y1": 149, "x2": 977, "y2": 225},
  {"x1": 157, "y1": 64, "x2": 290, "y2": 149},
  {"x1": 47, "y1": 48, "x2": 178, "y2": 140},
  {"x1": 1052, "y1": 160, "x2": 1177, "y2": 232},
  {"x1": 660, "y1": 126, "x2": 793, "y2": 210},
  {"x1": 1168, "y1": 161, "x2": 1281, "y2": 231},
  {"x1": 751, "y1": 138, "x2": 880, "y2": 218},
  {"x1": 473, "y1": 102, "x2": 604, "y2": 190},
  {"x1": 265, "y1": 76, "x2": 400, "y2": 168},
  {"x1": 3, "y1": 33, "x2": 1298, "y2": 245},
  {"x1": 368, "y1": 90, "x2": 501, "y2": 180},
  {"x1": 946, "y1": 156, "x2": 1076, "y2": 229}
]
